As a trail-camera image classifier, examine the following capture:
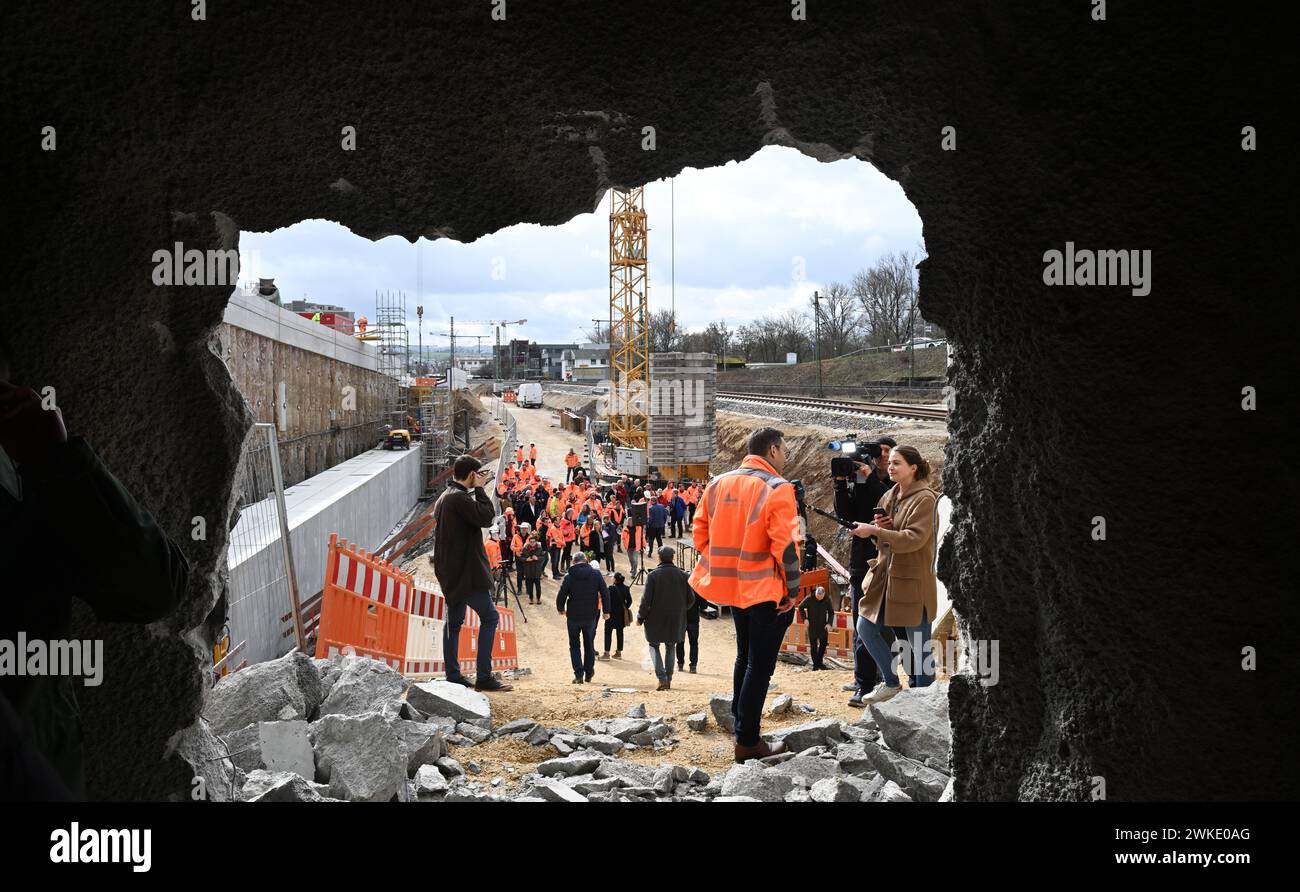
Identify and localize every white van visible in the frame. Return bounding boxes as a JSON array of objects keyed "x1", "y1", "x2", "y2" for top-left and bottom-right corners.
[{"x1": 517, "y1": 382, "x2": 544, "y2": 408}]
